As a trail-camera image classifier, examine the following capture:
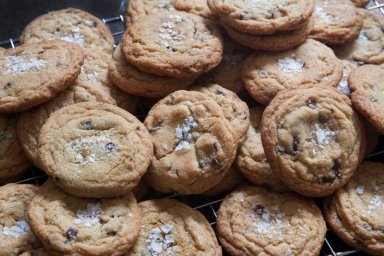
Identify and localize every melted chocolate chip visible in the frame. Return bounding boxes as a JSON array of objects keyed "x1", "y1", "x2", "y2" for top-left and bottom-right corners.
[
  {"x1": 239, "y1": 13, "x2": 245, "y2": 20},
  {"x1": 254, "y1": 204, "x2": 265, "y2": 215},
  {"x1": 66, "y1": 228, "x2": 78, "y2": 241},
  {"x1": 321, "y1": 176, "x2": 336, "y2": 185},
  {"x1": 106, "y1": 230, "x2": 117, "y2": 236},
  {"x1": 3, "y1": 82, "x2": 13, "y2": 90},
  {"x1": 166, "y1": 46, "x2": 175, "y2": 52},
  {"x1": 307, "y1": 99, "x2": 317, "y2": 109},
  {"x1": 318, "y1": 113, "x2": 329, "y2": 124},
  {"x1": 292, "y1": 135, "x2": 300, "y2": 152},
  {"x1": 216, "y1": 89, "x2": 225, "y2": 95},
  {"x1": 105, "y1": 142, "x2": 117, "y2": 153}
]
